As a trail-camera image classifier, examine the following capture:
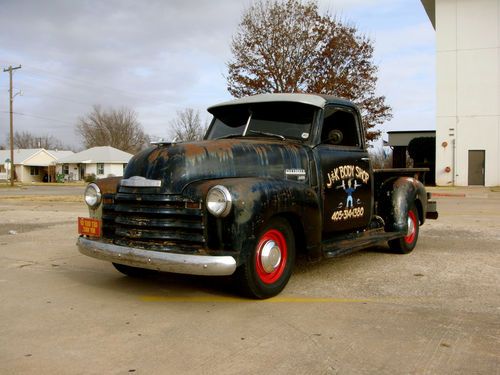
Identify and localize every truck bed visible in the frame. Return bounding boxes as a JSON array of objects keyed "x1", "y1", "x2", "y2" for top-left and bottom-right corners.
[{"x1": 373, "y1": 168, "x2": 430, "y2": 190}]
